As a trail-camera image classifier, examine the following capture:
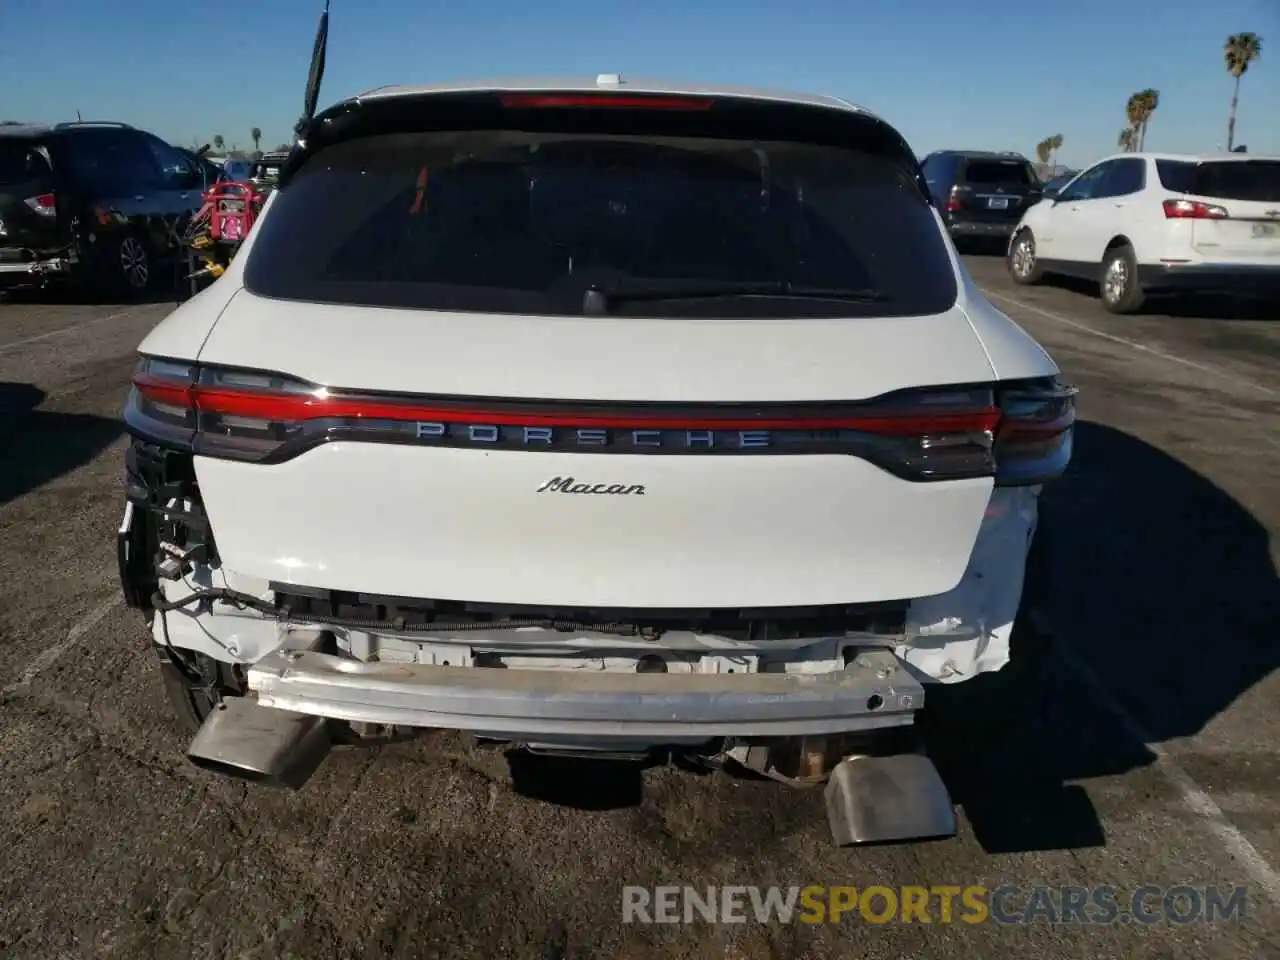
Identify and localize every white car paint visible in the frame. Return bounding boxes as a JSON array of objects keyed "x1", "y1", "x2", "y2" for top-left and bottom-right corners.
[
  {"x1": 1013, "y1": 150, "x2": 1280, "y2": 272},
  {"x1": 133, "y1": 77, "x2": 1067, "y2": 691}
]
